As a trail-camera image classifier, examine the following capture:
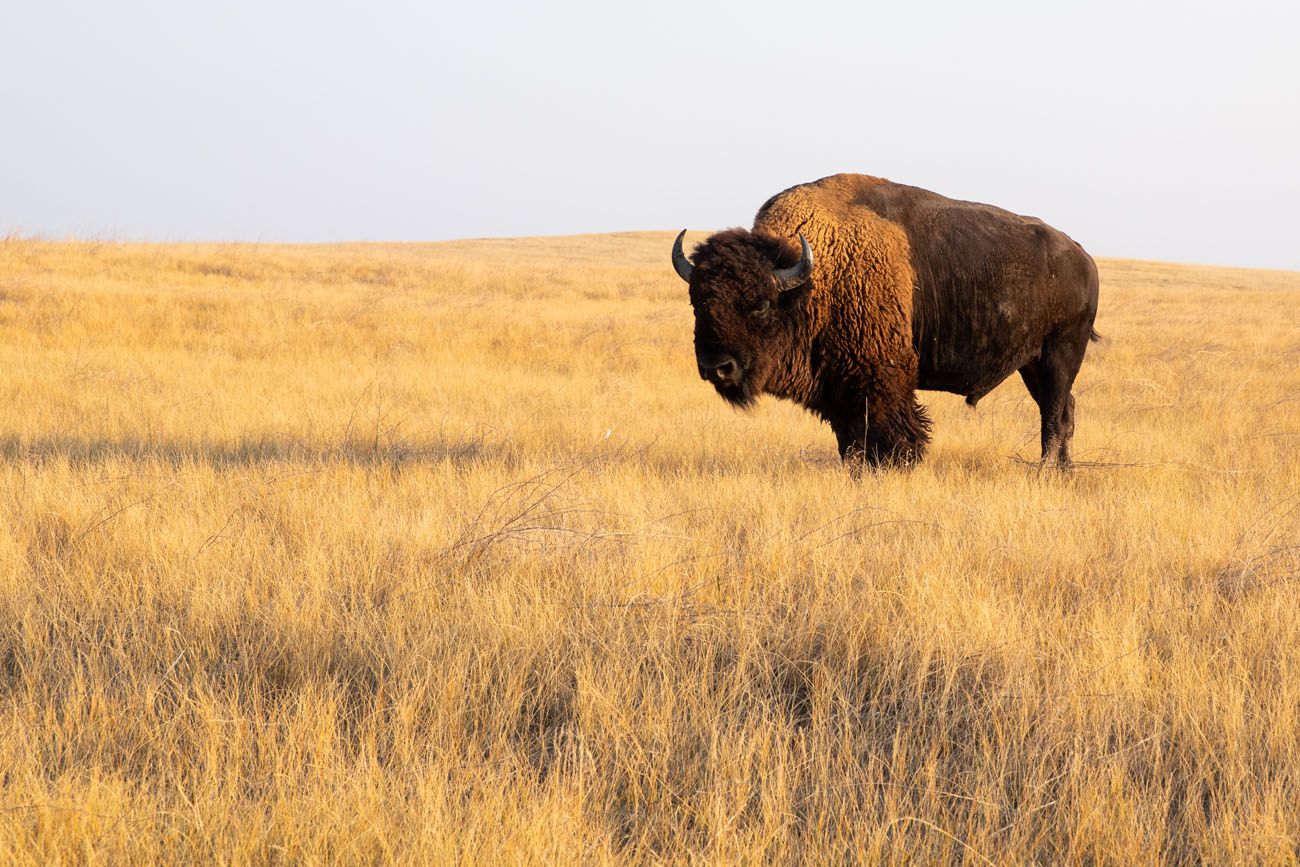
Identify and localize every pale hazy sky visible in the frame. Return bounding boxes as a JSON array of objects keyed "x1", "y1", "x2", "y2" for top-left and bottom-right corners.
[{"x1": 3, "y1": 1, "x2": 1298, "y2": 269}]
